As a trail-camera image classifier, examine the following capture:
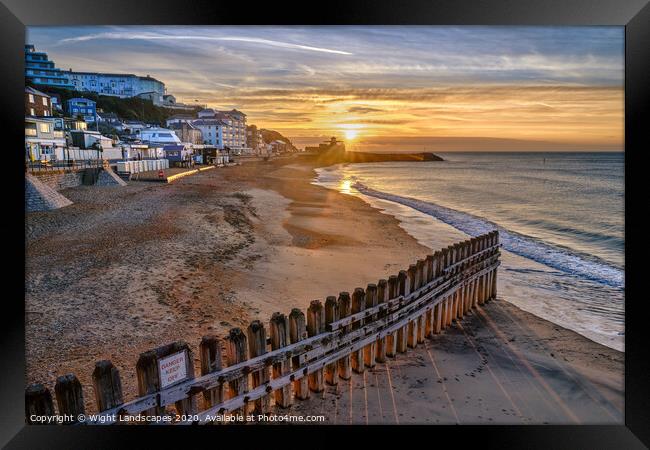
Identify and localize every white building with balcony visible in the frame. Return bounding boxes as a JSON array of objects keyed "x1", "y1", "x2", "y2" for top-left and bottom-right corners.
[
  {"x1": 25, "y1": 117, "x2": 66, "y2": 162},
  {"x1": 194, "y1": 109, "x2": 247, "y2": 151},
  {"x1": 64, "y1": 71, "x2": 165, "y2": 100}
]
